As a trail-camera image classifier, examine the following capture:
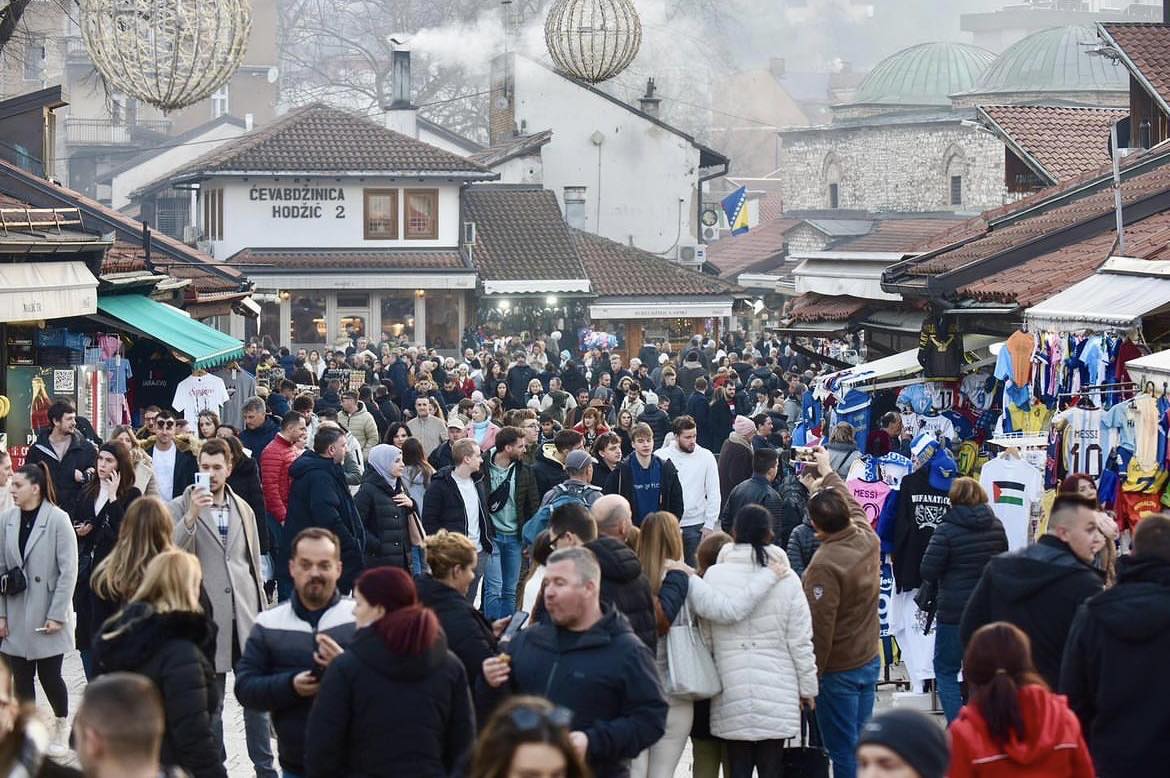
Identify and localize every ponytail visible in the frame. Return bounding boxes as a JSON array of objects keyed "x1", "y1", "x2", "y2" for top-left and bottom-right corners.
[
  {"x1": 964, "y1": 622, "x2": 1047, "y2": 746},
  {"x1": 17, "y1": 462, "x2": 57, "y2": 506}
]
